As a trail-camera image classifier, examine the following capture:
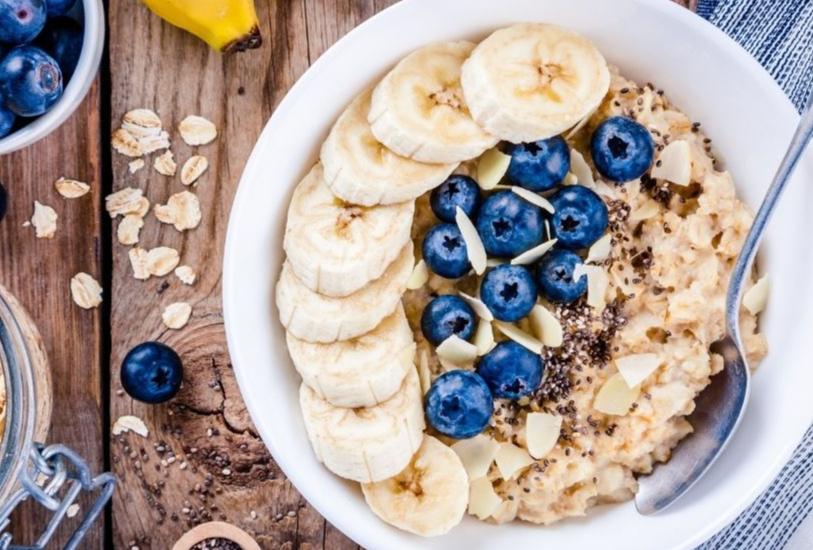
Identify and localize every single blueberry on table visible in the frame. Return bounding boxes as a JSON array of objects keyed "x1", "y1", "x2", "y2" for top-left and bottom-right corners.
[
  {"x1": 0, "y1": 46, "x2": 63, "y2": 117},
  {"x1": 430, "y1": 174, "x2": 481, "y2": 223},
  {"x1": 120, "y1": 342, "x2": 184, "y2": 404},
  {"x1": 506, "y1": 136, "x2": 570, "y2": 192},
  {"x1": 43, "y1": 0, "x2": 77, "y2": 16},
  {"x1": 0, "y1": 0, "x2": 47, "y2": 45},
  {"x1": 480, "y1": 264, "x2": 537, "y2": 323},
  {"x1": 425, "y1": 370, "x2": 493, "y2": 439},
  {"x1": 422, "y1": 223, "x2": 471, "y2": 279},
  {"x1": 535, "y1": 249, "x2": 588, "y2": 304},
  {"x1": 548, "y1": 186, "x2": 609, "y2": 250},
  {"x1": 590, "y1": 116, "x2": 655, "y2": 183},
  {"x1": 478, "y1": 341, "x2": 544, "y2": 400},
  {"x1": 475, "y1": 191, "x2": 545, "y2": 259},
  {"x1": 421, "y1": 294, "x2": 476, "y2": 347},
  {"x1": 0, "y1": 102, "x2": 15, "y2": 139},
  {"x1": 35, "y1": 16, "x2": 82, "y2": 81}
]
